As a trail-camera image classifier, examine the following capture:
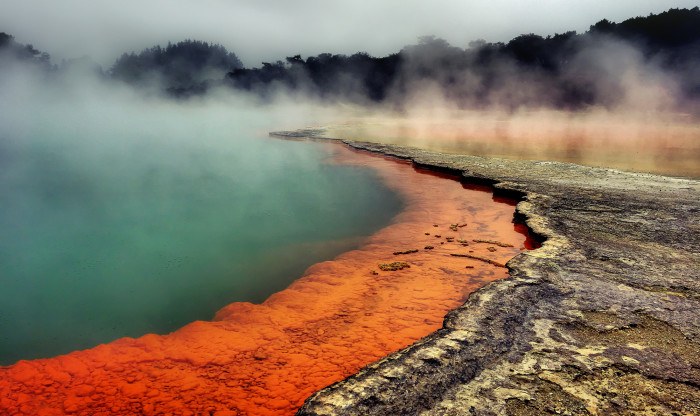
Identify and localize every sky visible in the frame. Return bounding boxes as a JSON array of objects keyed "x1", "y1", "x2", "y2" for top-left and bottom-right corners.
[{"x1": 1, "y1": 0, "x2": 698, "y2": 68}]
